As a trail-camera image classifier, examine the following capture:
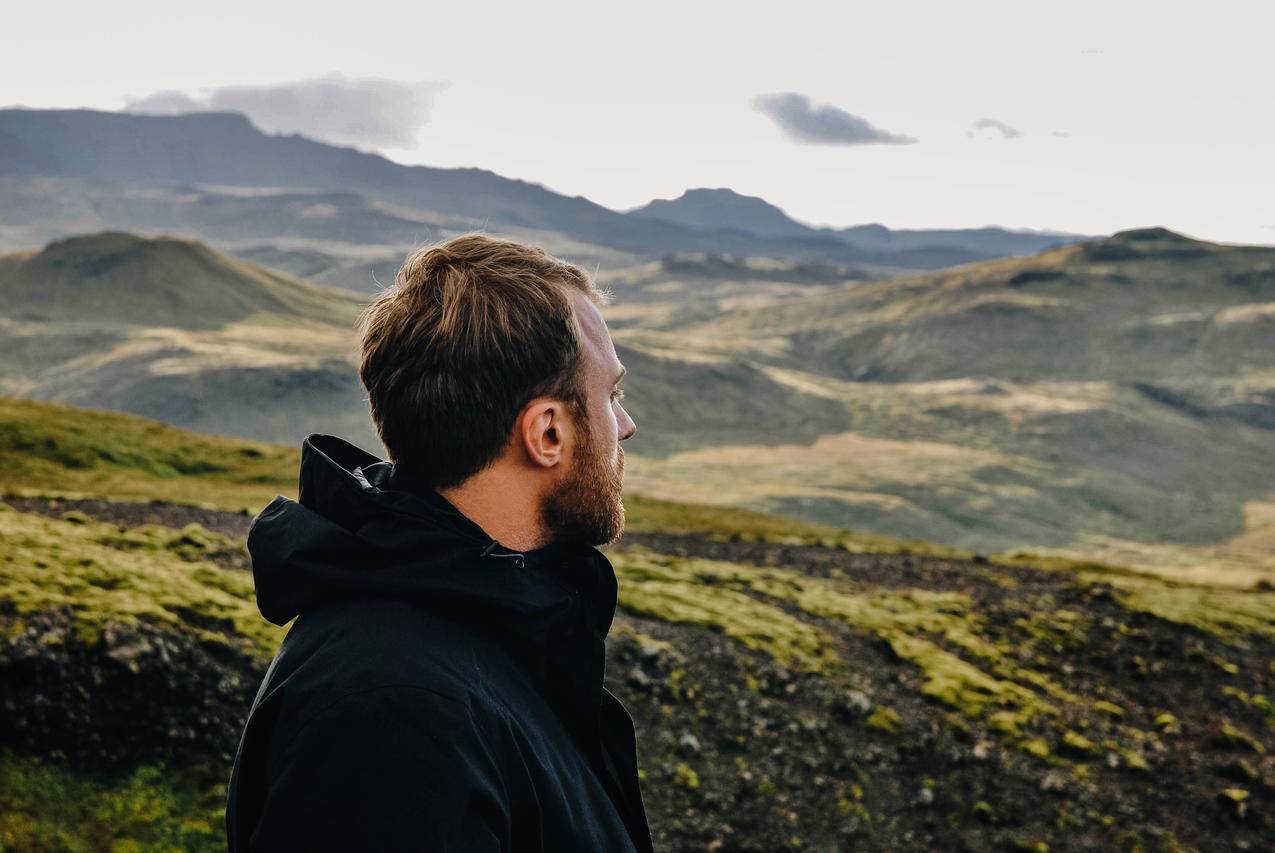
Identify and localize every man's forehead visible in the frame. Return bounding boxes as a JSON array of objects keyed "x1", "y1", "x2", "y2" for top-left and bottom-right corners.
[{"x1": 567, "y1": 288, "x2": 618, "y2": 369}]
